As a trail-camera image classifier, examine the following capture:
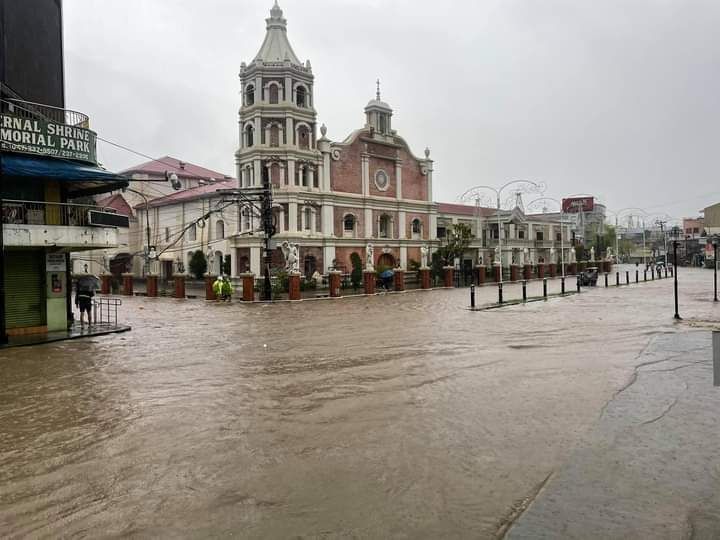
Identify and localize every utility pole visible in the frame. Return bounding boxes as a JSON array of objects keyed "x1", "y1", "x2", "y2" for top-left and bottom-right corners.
[
  {"x1": 656, "y1": 219, "x2": 667, "y2": 263},
  {"x1": 219, "y1": 180, "x2": 276, "y2": 301}
]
